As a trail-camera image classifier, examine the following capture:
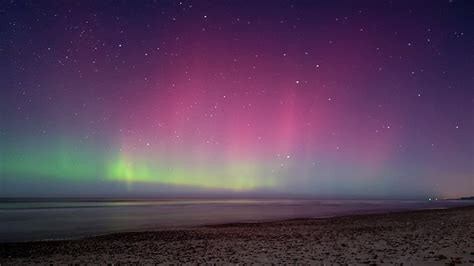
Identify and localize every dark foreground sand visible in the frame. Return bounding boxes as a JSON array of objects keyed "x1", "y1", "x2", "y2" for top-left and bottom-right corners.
[{"x1": 1, "y1": 206, "x2": 473, "y2": 264}]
